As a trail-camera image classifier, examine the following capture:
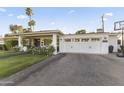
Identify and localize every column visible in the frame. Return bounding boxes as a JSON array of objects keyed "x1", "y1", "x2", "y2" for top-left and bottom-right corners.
[
  {"x1": 18, "y1": 35, "x2": 23, "y2": 51},
  {"x1": 52, "y1": 34, "x2": 57, "y2": 54}
]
